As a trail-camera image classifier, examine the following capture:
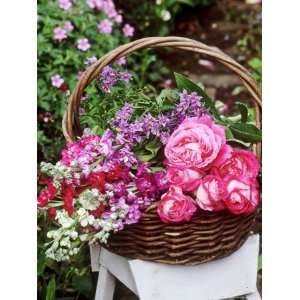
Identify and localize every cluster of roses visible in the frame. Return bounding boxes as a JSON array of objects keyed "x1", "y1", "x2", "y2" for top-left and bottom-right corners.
[{"x1": 158, "y1": 115, "x2": 260, "y2": 224}]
